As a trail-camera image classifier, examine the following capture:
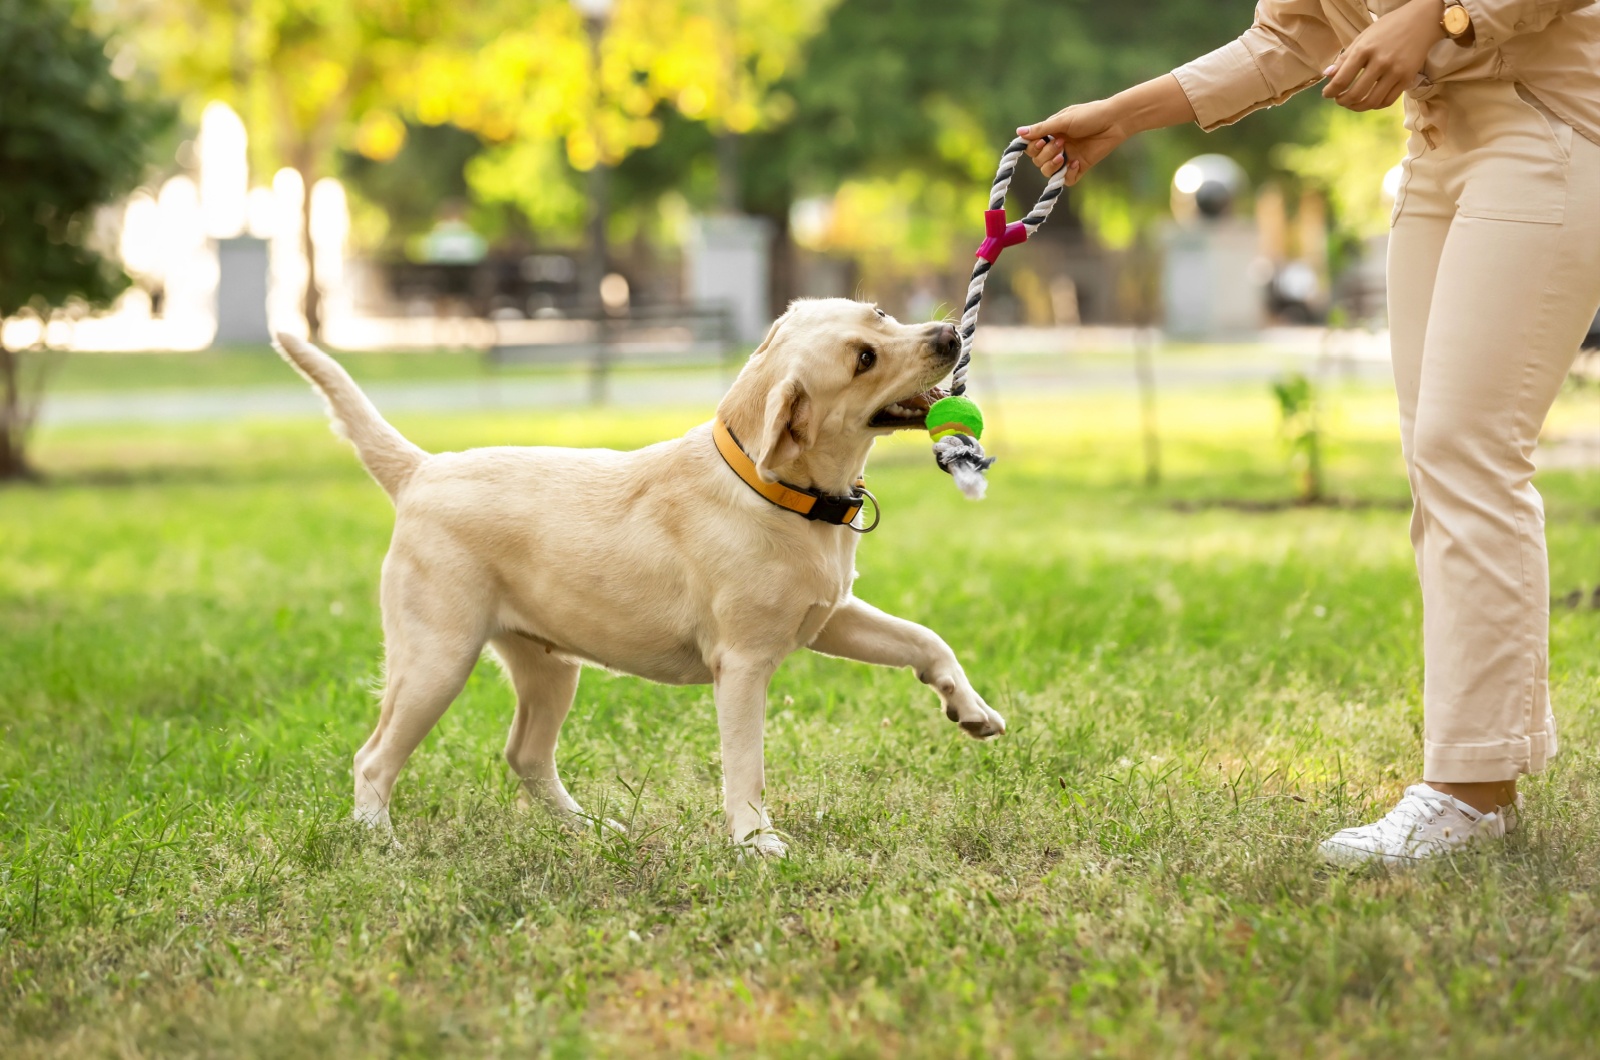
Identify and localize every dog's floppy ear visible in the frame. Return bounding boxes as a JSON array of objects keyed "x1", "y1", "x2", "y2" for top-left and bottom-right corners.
[{"x1": 753, "y1": 376, "x2": 815, "y2": 482}]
